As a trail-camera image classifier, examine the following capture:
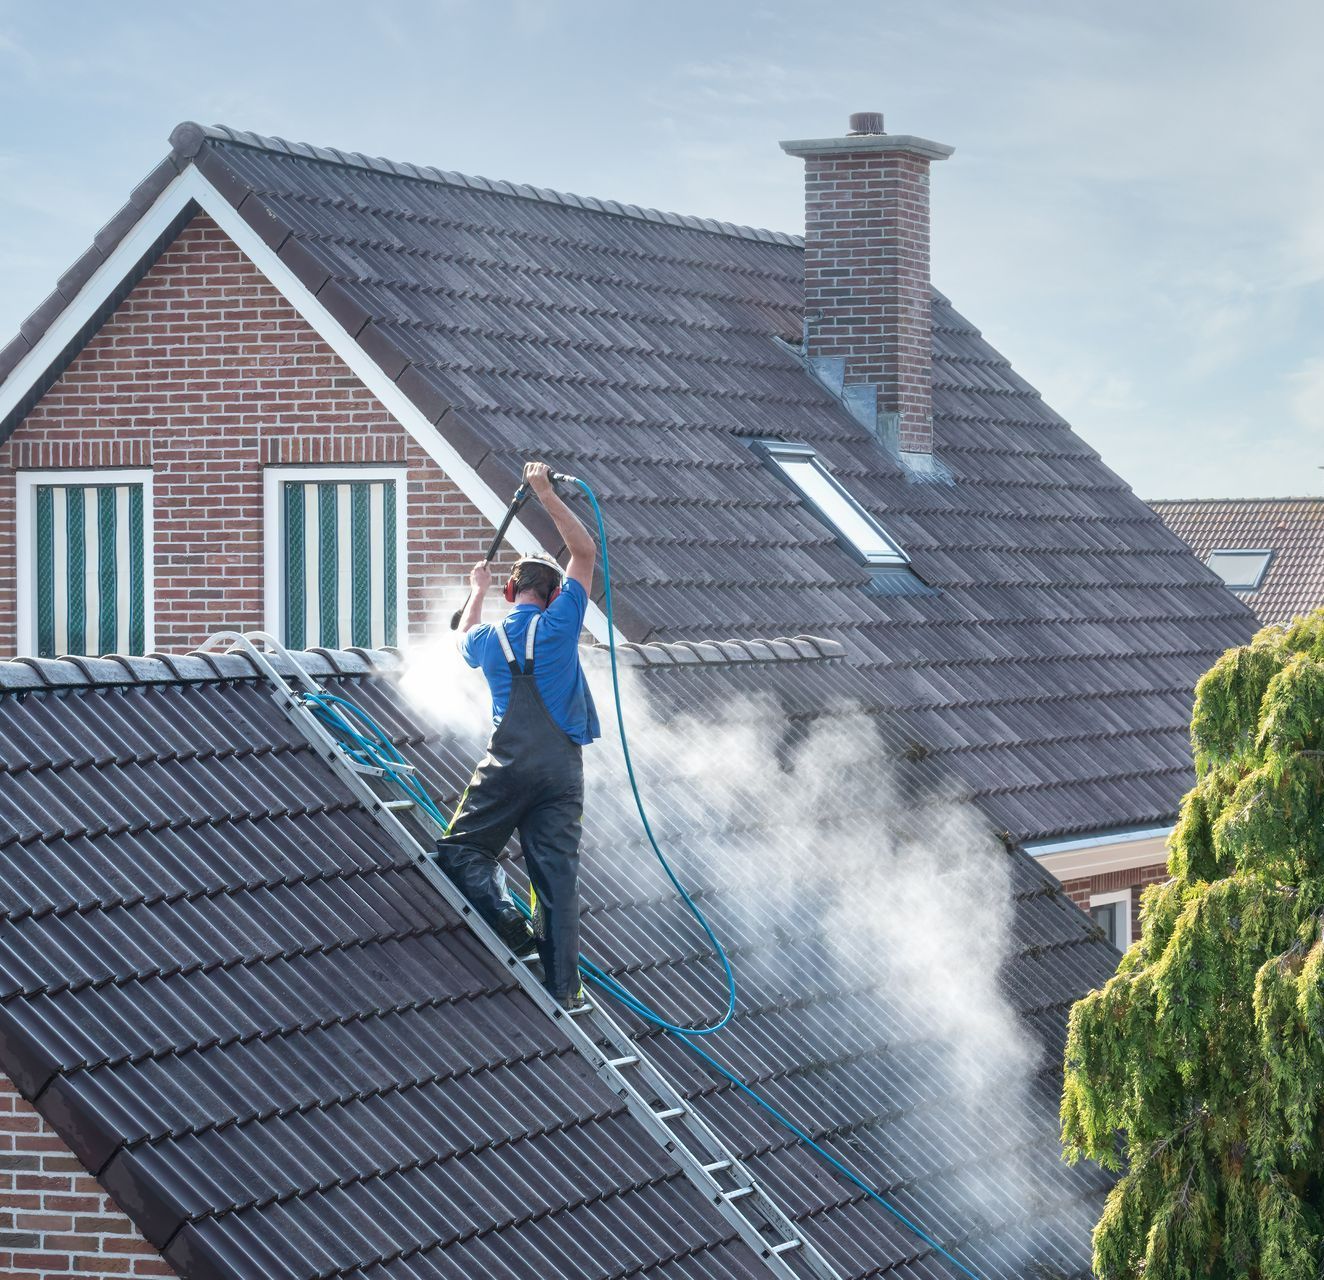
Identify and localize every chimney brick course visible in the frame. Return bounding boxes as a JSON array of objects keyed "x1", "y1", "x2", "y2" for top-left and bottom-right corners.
[{"x1": 782, "y1": 119, "x2": 952, "y2": 460}]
